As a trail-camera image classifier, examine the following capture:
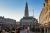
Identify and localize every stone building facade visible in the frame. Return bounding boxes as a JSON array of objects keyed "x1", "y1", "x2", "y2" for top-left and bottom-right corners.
[
  {"x1": 39, "y1": 0, "x2": 50, "y2": 25},
  {"x1": 0, "y1": 16, "x2": 16, "y2": 30},
  {"x1": 39, "y1": 0, "x2": 50, "y2": 33}
]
